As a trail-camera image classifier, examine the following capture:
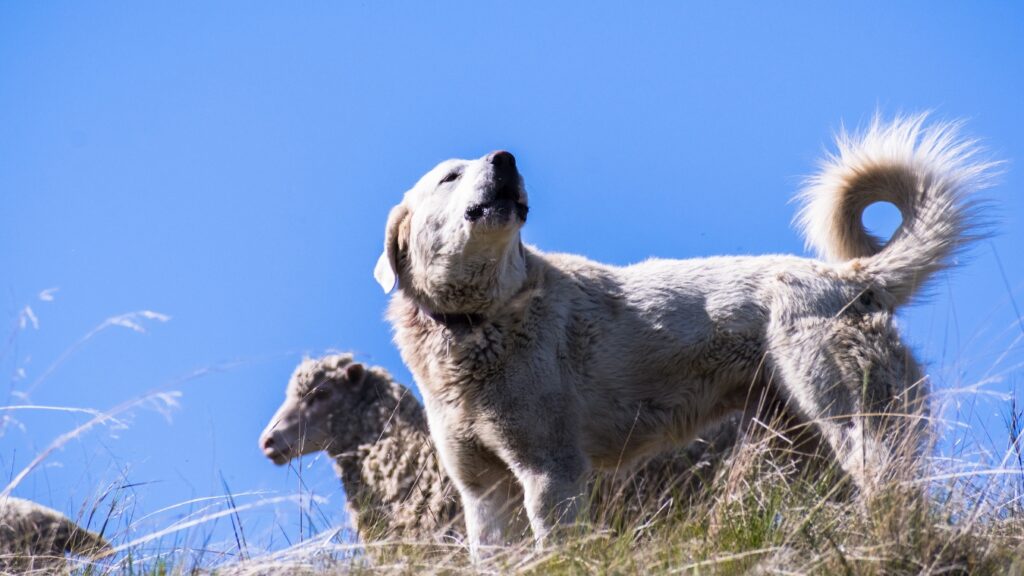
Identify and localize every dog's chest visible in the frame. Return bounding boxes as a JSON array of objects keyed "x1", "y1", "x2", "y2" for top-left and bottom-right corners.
[{"x1": 404, "y1": 314, "x2": 533, "y2": 406}]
